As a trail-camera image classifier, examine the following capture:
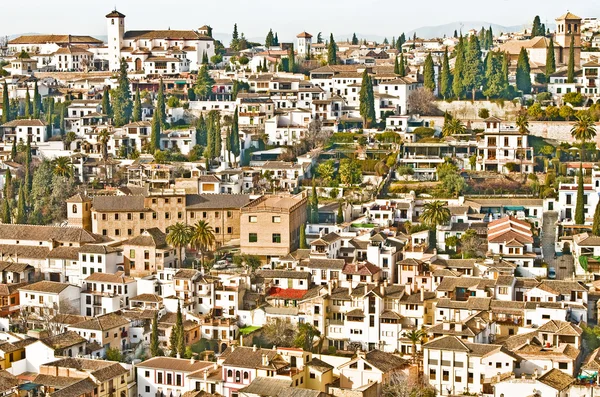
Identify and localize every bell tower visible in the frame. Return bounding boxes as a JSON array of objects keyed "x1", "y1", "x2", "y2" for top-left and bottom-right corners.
[
  {"x1": 106, "y1": 9, "x2": 126, "y2": 71},
  {"x1": 67, "y1": 194, "x2": 92, "y2": 232},
  {"x1": 555, "y1": 11, "x2": 582, "y2": 66}
]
